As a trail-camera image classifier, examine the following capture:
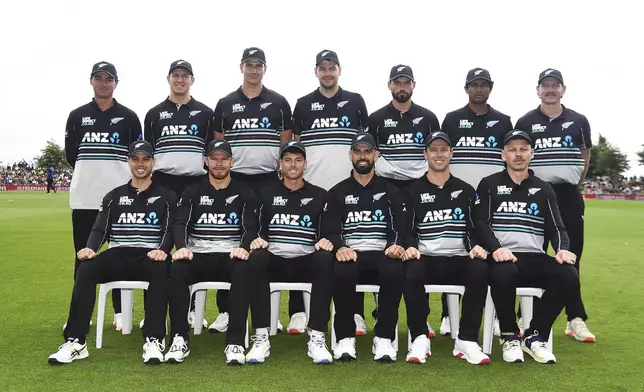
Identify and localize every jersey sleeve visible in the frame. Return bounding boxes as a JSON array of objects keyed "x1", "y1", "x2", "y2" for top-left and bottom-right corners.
[
  {"x1": 128, "y1": 111, "x2": 143, "y2": 144},
  {"x1": 366, "y1": 113, "x2": 380, "y2": 148},
  {"x1": 65, "y1": 112, "x2": 78, "y2": 168},
  {"x1": 322, "y1": 186, "x2": 344, "y2": 251},
  {"x1": 427, "y1": 111, "x2": 440, "y2": 132},
  {"x1": 544, "y1": 184, "x2": 570, "y2": 252},
  {"x1": 257, "y1": 195, "x2": 271, "y2": 241},
  {"x1": 212, "y1": 99, "x2": 226, "y2": 134},
  {"x1": 143, "y1": 109, "x2": 156, "y2": 149},
  {"x1": 356, "y1": 94, "x2": 369, "y2": 131},
  {"x1": 173, "y1": 188, "x2": 194, "y2": 250},
  {"x1": 240, "y1": 188, "x2": 259, "y2": 251},
  {"x1": 86, "y1": 191, "x2": 114, "y2": 251},
  {"x1": 385, "y1": 183, "x2": 407, "y2": 249},
  {"x1": 473, "y1": 178, "x2": 503, "y2": 252},
  {"x1": 279, "y1": 96, "x2": 293, "y2": 132},
  {"x1": 463, "y1": 186, "x2": 479, "y2": 252},
  {"x1": 579, "y1": 115, "x2": 592, "y2": 149},
  {"x1": 158, "y1": 191, "x2": 177, "y2": 253},
  {"x1": 291, "y1": 99, "x2": 305, "y2": 136}
]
